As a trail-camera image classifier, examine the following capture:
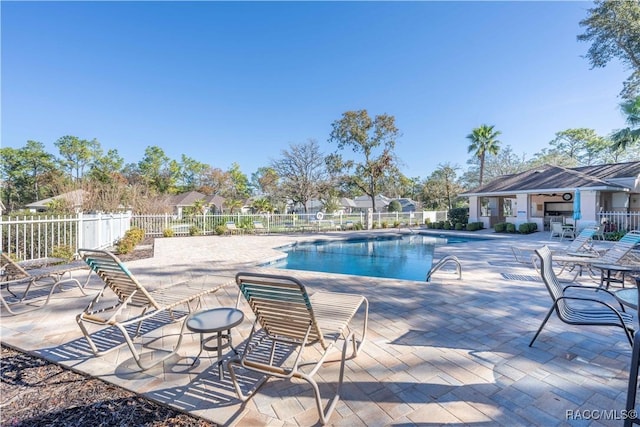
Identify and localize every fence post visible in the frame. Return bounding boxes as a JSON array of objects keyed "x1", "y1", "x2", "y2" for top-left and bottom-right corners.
[{"x1": 76, "y1": 211, "x2": 83, "y2": 256}]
